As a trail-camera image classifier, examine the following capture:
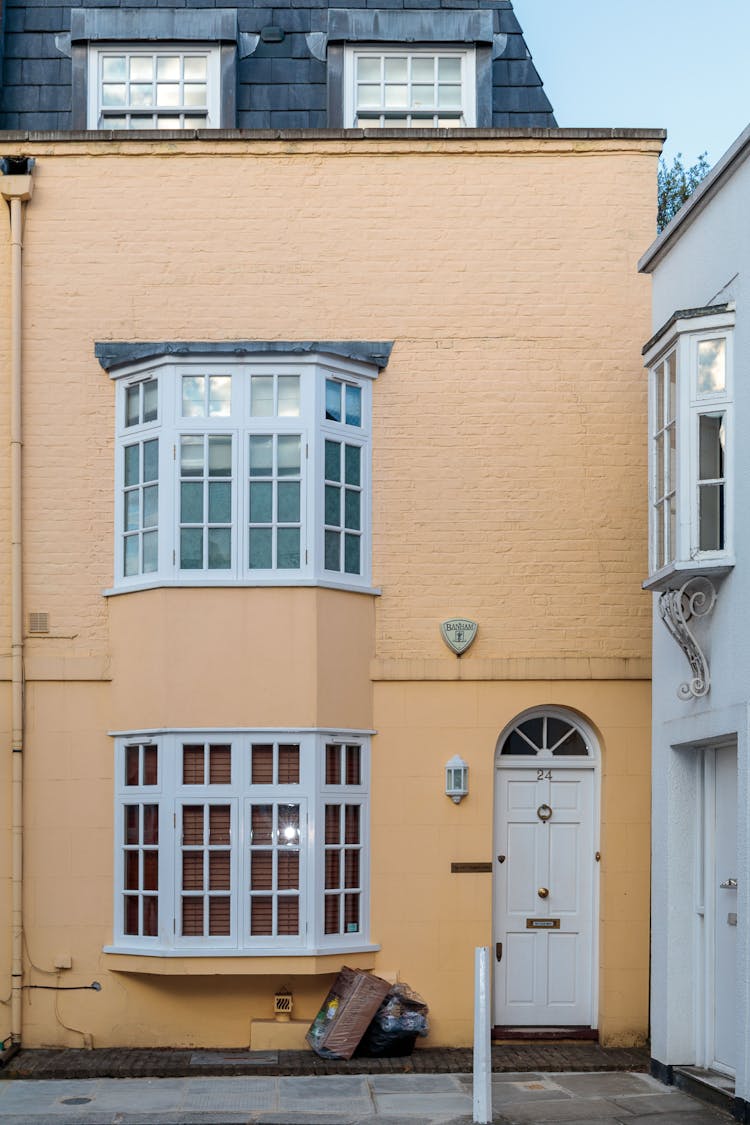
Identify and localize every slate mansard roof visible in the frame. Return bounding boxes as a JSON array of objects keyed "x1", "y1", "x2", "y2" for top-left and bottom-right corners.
[{"x1": 0, "y1": 0, "x2": 556, "y2": 131}]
